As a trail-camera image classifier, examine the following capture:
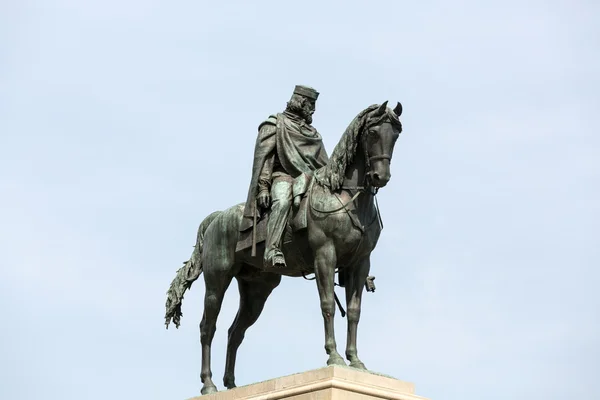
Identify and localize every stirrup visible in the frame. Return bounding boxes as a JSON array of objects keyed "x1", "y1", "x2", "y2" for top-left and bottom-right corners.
[{"x1": 266, "y1": 250, "x2": 287, "y2": 269}]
